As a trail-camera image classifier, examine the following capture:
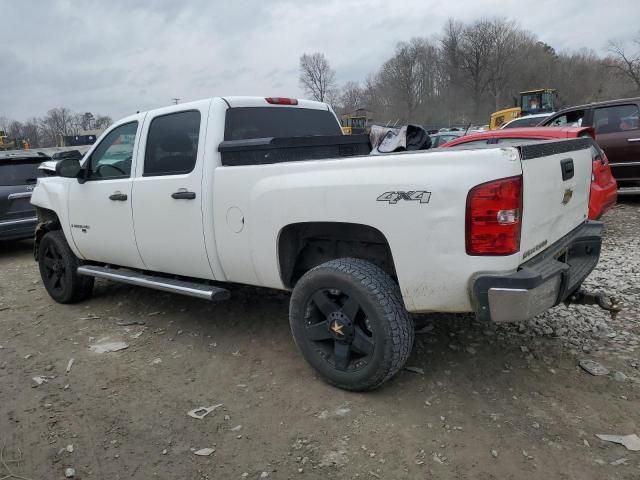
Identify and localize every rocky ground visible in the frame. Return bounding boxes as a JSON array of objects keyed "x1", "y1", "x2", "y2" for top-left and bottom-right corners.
[{"x1": 1, "y1": 199, "x2": 639, "y2": 480}]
